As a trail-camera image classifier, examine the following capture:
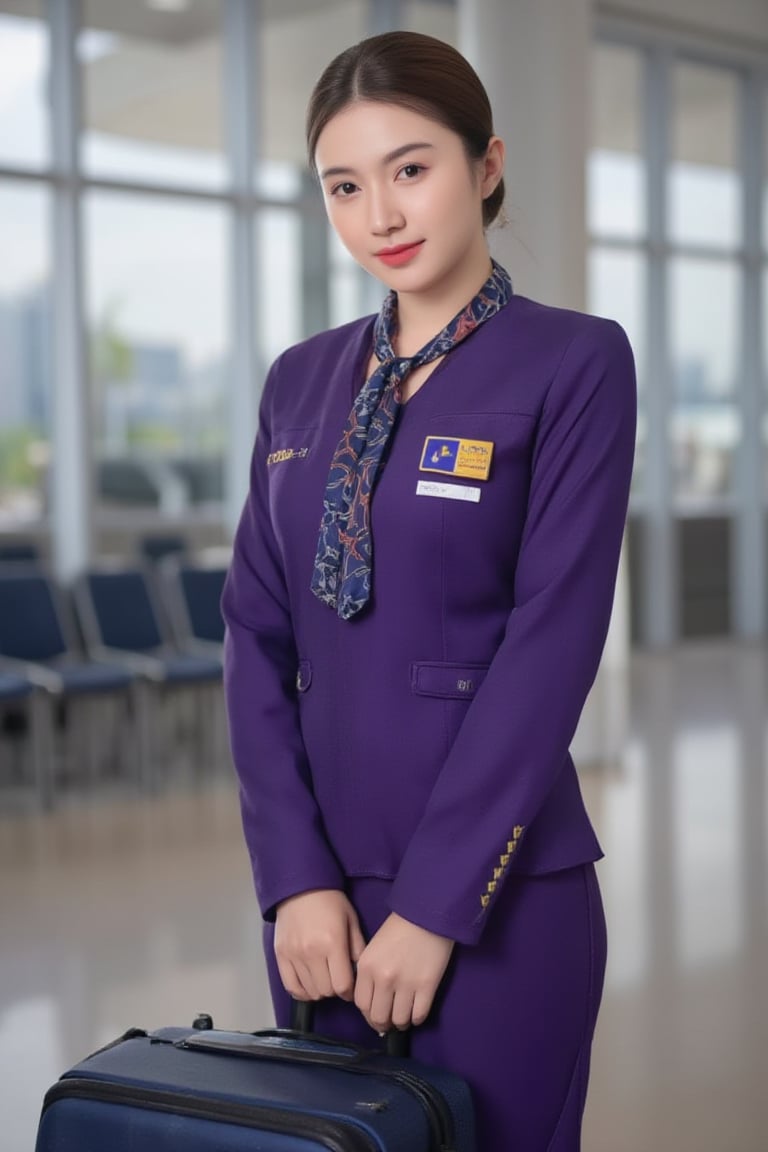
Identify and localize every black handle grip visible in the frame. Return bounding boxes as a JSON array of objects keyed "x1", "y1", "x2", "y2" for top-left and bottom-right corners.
[
  {"x1": 290, "y1": 998, "x2": 411, "y2": 1058},
  {"x1": 290, "y1": 999, "x2": 315, "y2": 1035}
]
